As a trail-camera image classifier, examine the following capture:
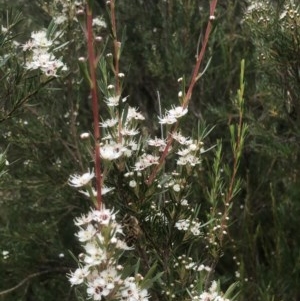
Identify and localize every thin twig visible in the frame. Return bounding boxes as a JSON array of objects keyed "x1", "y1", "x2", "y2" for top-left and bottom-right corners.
[
  {"x1": 146, "y1": 0, "x2": 218, "y2": 186},
  {"x1": 86, "y1": 3, "x2": 102, "y2": 209},
  {"x1": 0, "y1": 268, "x2": 70, "y2": 296}
]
